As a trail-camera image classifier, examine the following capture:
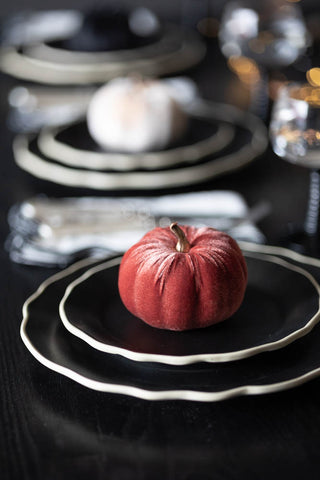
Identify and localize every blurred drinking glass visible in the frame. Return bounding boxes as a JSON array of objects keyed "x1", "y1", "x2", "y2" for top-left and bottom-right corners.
[
  {"x1": 270, "y1": 78, "x2": 320, "y2": 255},
  {"x1": 219, "y1": 0, "x2": 310, "y2": 116},
  {"x1": 219, "y1": 0, "x2": 309, "y2": 68}
]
